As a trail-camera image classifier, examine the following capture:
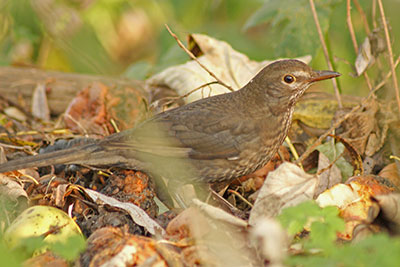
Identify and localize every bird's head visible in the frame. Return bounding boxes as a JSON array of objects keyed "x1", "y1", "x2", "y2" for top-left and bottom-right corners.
[{"x1": 251, "y1": 59, "x2": 340, "y2": 107}]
